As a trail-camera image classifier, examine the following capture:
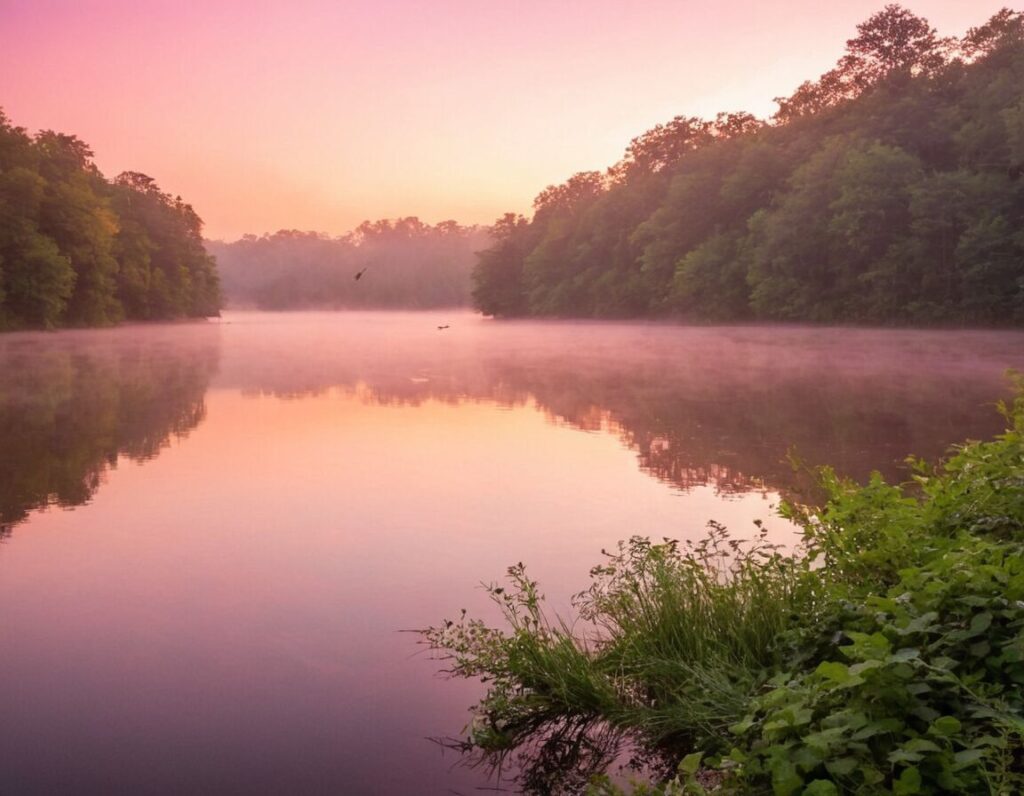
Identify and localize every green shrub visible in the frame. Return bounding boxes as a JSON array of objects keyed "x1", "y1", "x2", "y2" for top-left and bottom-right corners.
[{"x1": 424, "y1": 386, "x2": 1024, "y2": 794}]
